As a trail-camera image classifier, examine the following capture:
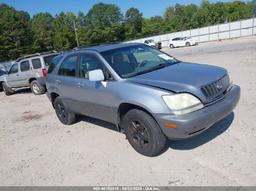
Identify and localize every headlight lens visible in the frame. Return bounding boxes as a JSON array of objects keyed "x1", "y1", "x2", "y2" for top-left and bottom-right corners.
[{"x1": 162, "y1": 93, "x2": 203, "y2": 115}]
